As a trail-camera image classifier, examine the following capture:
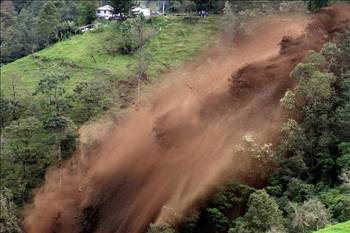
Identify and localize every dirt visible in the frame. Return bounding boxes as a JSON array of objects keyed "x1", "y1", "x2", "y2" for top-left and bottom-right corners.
[{"x1": 23, "y1": 5, "x2": 350, "y2": 233}]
